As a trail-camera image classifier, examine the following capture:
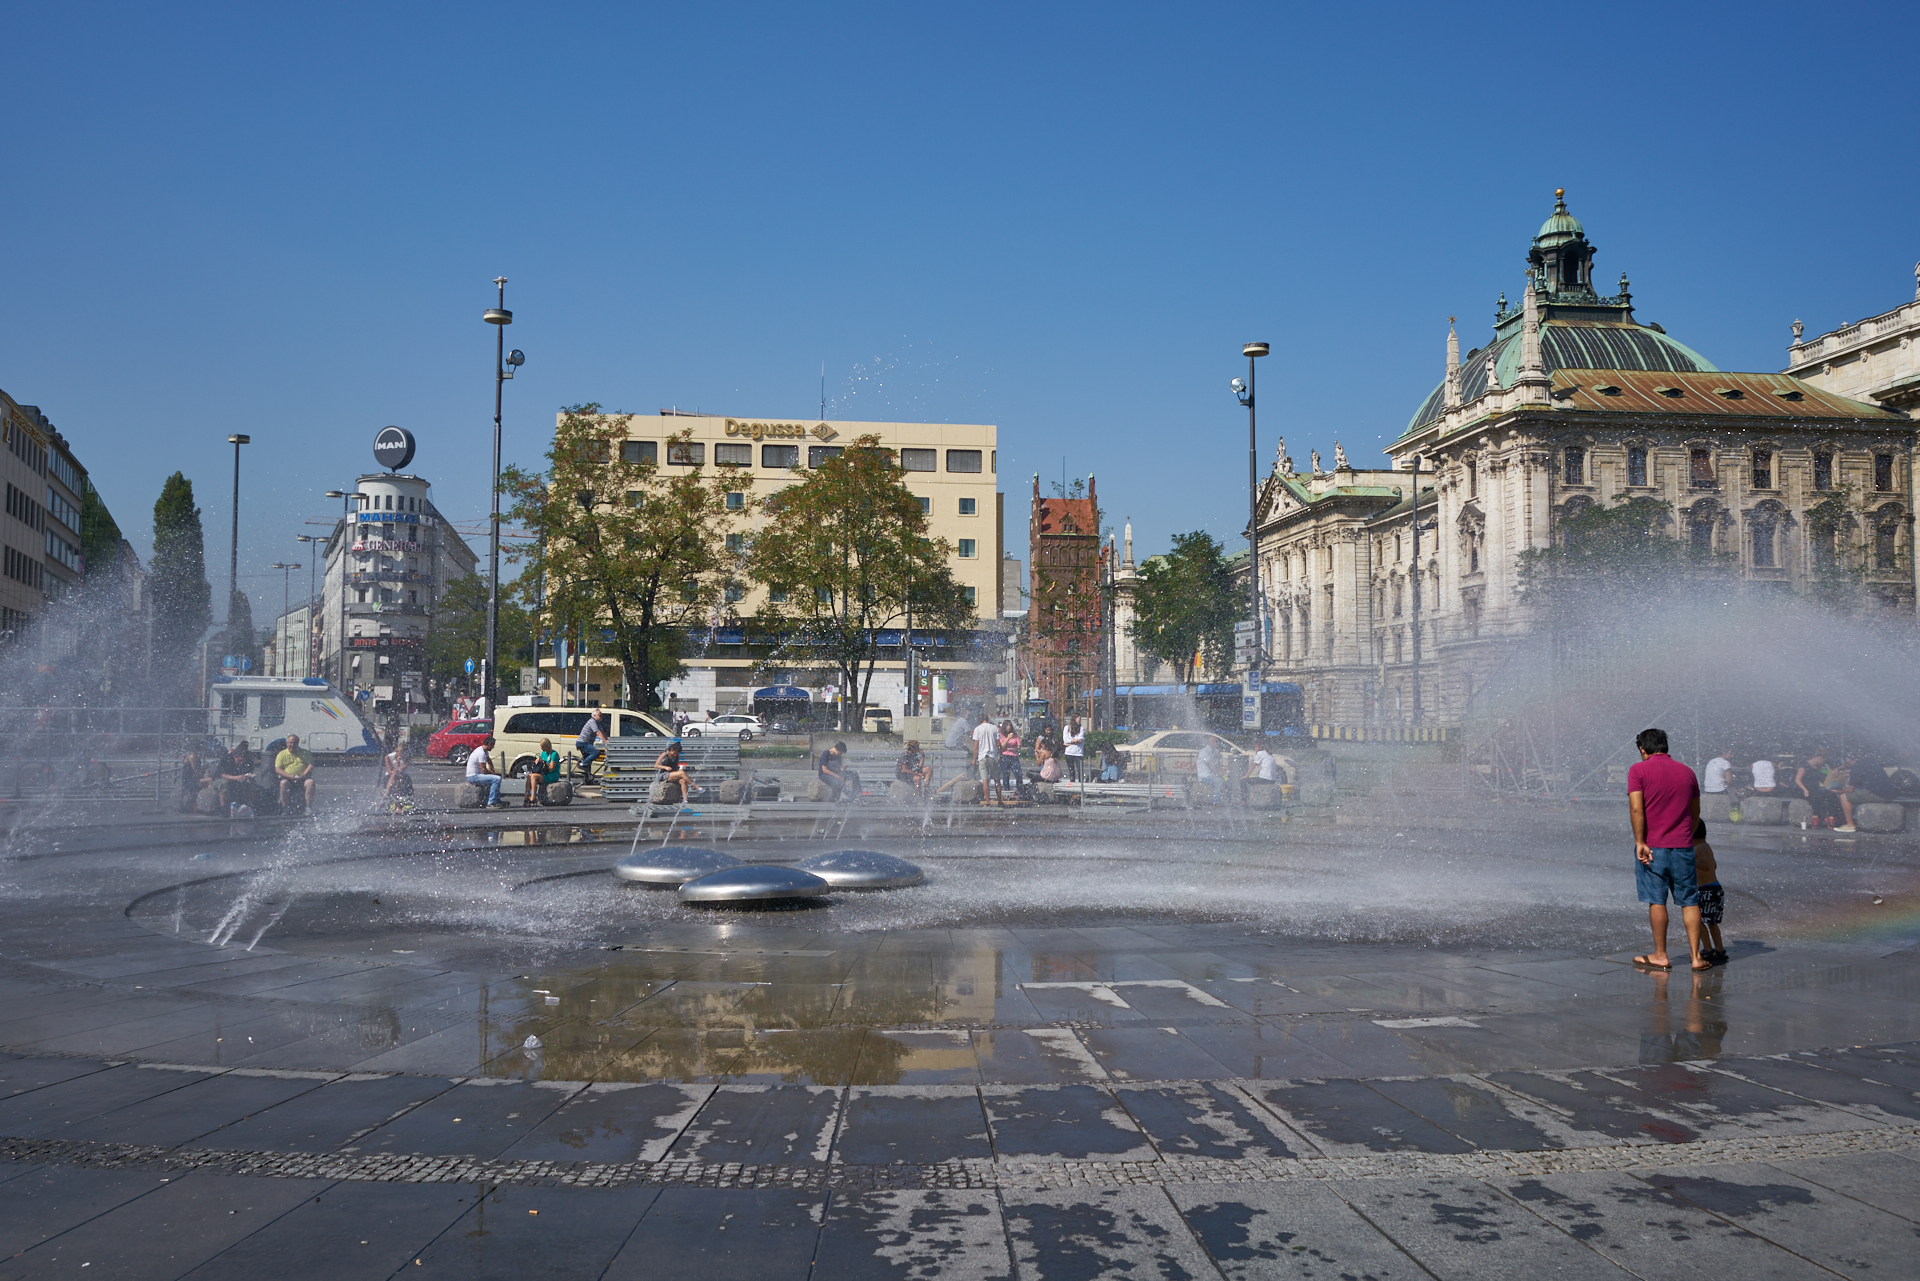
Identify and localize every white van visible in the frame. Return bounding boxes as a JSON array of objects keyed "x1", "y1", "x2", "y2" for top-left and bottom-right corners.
[
  {"x1": 209, "y1": 676, "x2": 383, "y2": 757},
  {"x1": 490, "y1": 705, "x2": 672, "y2": 778}
]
